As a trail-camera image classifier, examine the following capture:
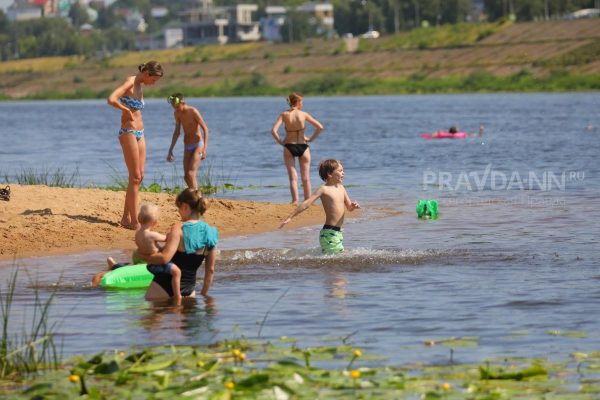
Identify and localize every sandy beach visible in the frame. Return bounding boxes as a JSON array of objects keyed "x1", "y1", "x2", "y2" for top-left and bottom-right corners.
[{"x1": 0, "y1": 185, "x2": 325, "y2": 260}]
